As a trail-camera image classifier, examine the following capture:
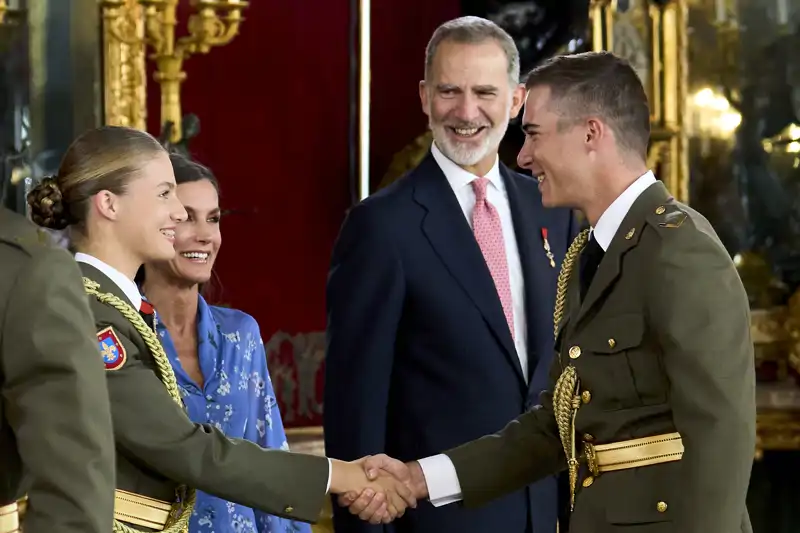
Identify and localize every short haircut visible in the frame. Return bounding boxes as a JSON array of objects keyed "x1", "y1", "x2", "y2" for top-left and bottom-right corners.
[
  {"x1": 425, "y1": 16, "x2": 520, "y2": 85},
  {"x1": 525, "y1": 51, "x2": 651, "y2": 158}
]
